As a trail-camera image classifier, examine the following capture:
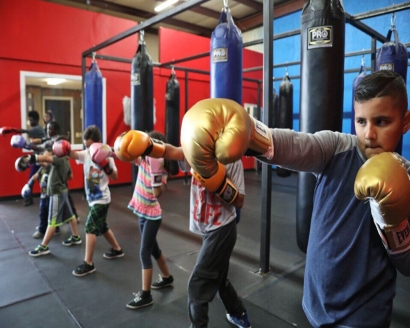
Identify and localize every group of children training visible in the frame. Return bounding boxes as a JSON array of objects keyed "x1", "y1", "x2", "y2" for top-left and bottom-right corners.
[{"x1": 7, "y1": 70, "x2": 410, "y2": 328}]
